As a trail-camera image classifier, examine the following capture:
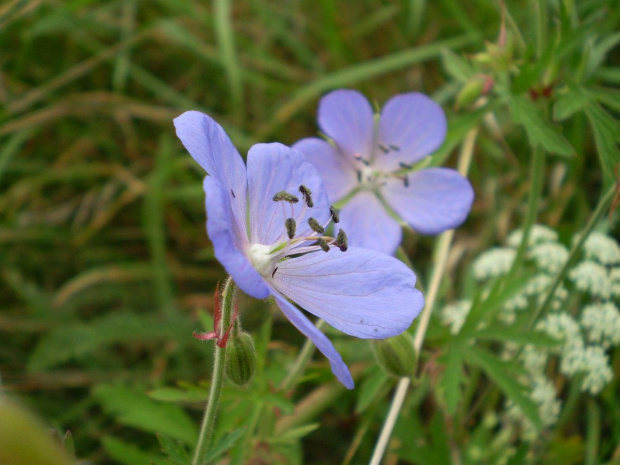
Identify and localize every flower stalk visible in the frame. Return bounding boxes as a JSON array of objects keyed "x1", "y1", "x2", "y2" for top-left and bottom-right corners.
[{"x1": 191, "y1": 276, "x2": 236, "y2": 465}]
